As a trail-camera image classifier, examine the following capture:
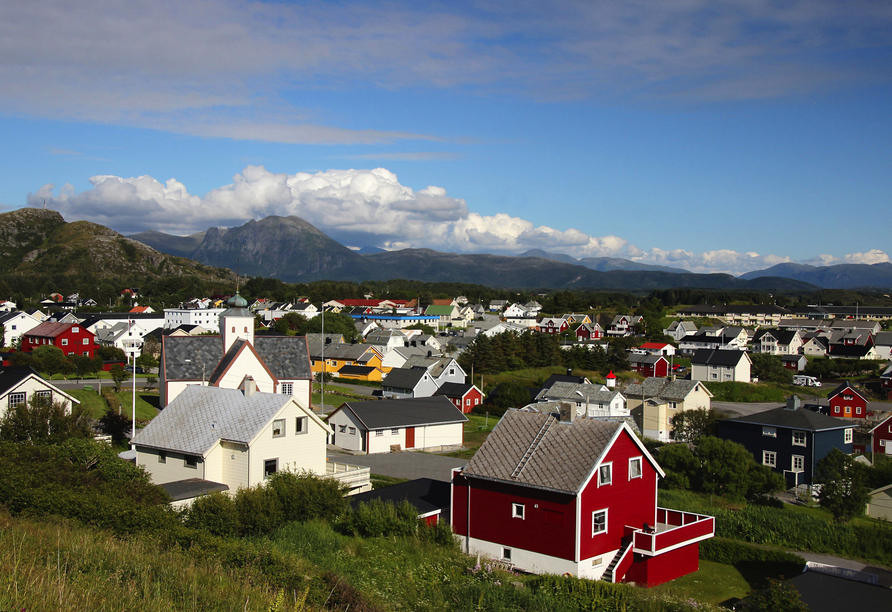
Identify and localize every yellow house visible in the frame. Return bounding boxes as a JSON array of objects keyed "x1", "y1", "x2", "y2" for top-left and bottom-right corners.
[
  {"x1": 308, "y1": 342, "x2": 384, "y2": 379},
  {"x1": 626, "y1": 377, "x2": 713, "y2": 442}
]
